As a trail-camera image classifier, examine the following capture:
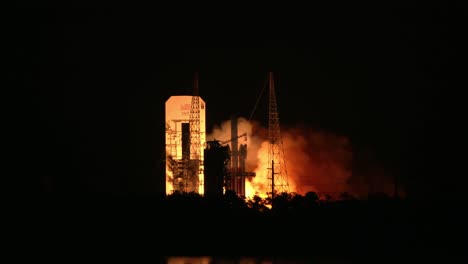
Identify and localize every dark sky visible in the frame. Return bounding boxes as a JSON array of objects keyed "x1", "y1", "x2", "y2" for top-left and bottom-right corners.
[{"x1": 12, "y1": 7, "x2": 464, "y2": 199}]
